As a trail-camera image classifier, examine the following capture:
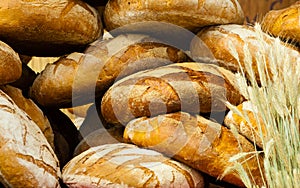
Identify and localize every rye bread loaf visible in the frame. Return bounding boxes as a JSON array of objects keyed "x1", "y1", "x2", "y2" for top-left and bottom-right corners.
[
  {"x1": 0, "y1": 0, "x2": 102, "y2": 56},
  {"x1": 30, "y1": 35, "x2": 190, "y2": 108},
  {"x1": 224, "y1": 101, "x2": 266, "y2": 148},
  {"x1": 190, "y1": 24, "x2": 300, "y2": 82},
  {"x1": 0, "y1": 40, "x2": 22, "y2": 85},
  {"x1": 0, "y1": 85, "x2": 55, "y2": 149},
  {"x1": 124, "y1": 112, "x2": 264, "y2": 187},
  {"x1": 101, "y1": 62, "x2": 245, "y2": 126},
  {"x1": 104, "y1": 0, "x2": 245, "y2": 32},
  {"x1": 261, "y1": 1, "x2": 300, "y2": 44},
  {"x1": 63, "y1": 143, "x2": 205, "y2": 187},
  {"x1": 0, "y1": 90, "x2": 60, "y2": 187}
]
